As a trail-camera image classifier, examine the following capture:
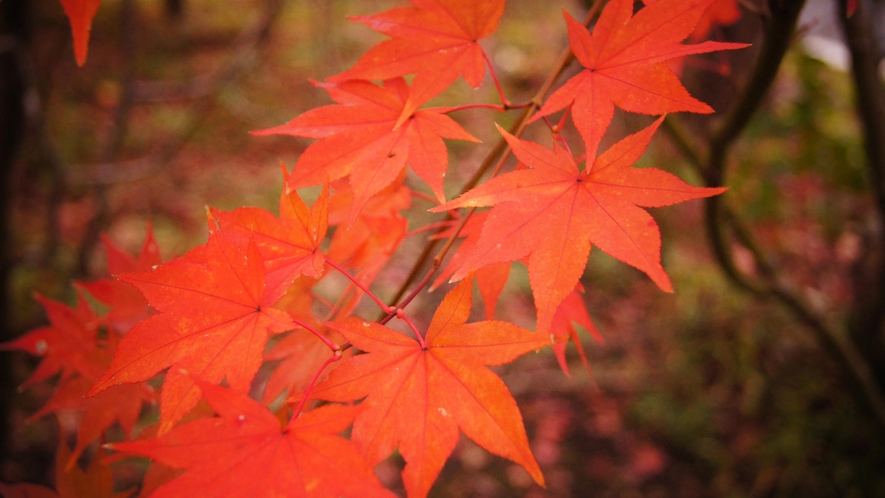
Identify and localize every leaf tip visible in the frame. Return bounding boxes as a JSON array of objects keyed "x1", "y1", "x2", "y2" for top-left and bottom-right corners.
[{"x1": 75, "y1": 50, "x2": 88, "y2": 67}]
